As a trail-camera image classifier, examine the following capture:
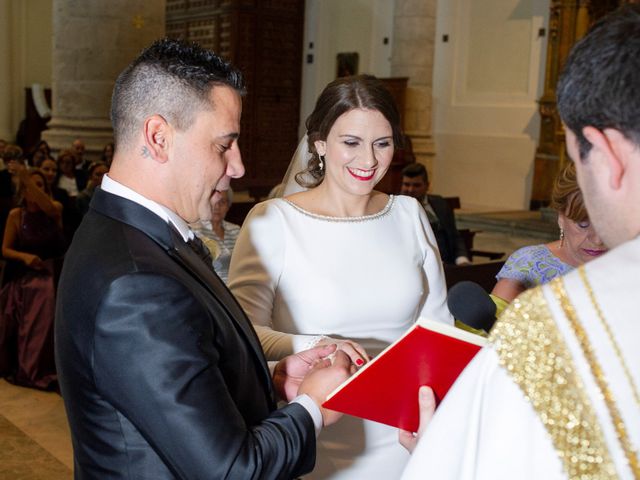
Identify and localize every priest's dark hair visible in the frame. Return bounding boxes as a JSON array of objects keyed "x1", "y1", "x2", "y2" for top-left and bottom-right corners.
[{"x1": 557, "y1": 4, "x2": 640, "y2": 160}]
